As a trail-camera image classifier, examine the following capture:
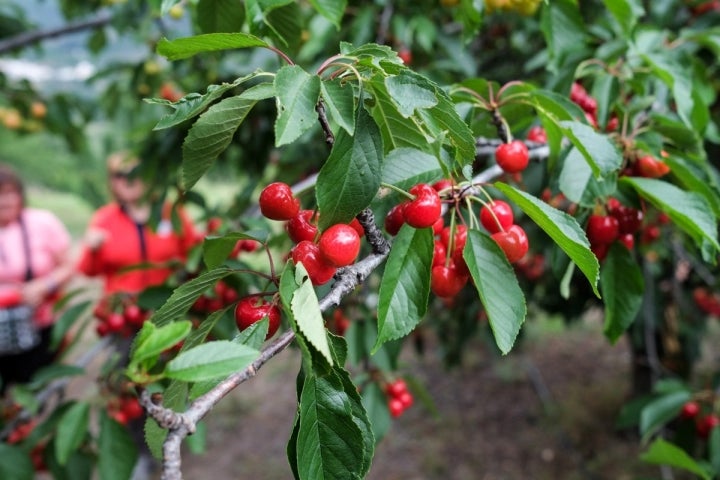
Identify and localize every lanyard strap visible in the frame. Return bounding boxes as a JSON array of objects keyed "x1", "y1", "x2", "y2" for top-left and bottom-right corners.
[{"x1": 19, "y1": 214, "x2": 33, "y2": 282}]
